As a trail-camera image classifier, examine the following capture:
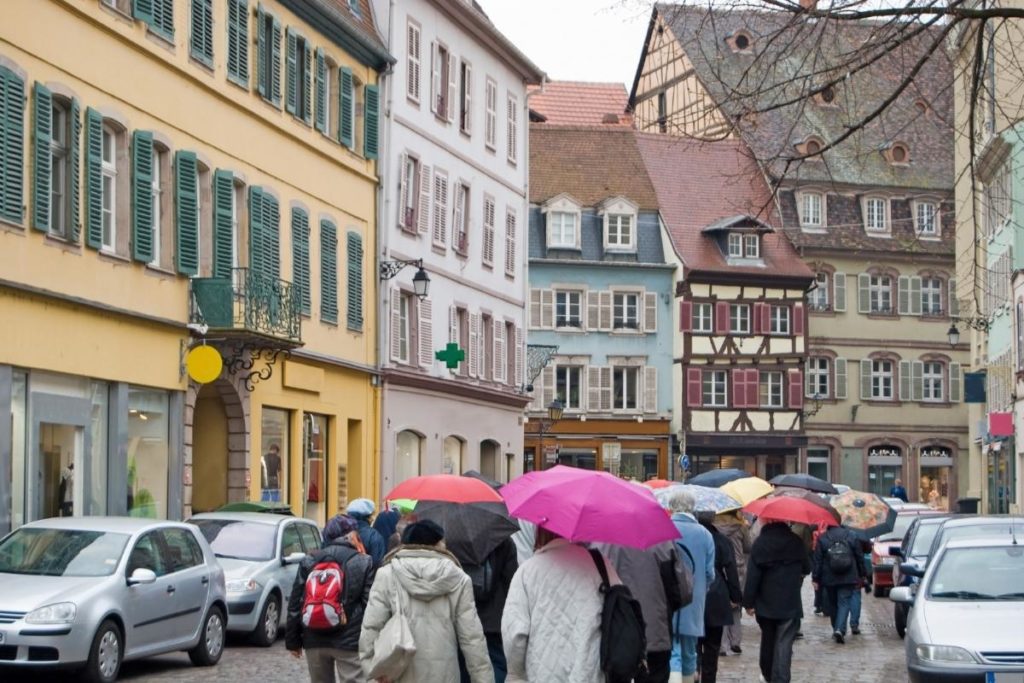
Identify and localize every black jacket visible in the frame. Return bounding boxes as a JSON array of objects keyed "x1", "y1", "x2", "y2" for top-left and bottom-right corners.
[
  {"x1": 812, "y1": 526, "x2": 866, "y2": 587},
  {"x1": 703, "y1": 524, "x2": 742, "y2": 628},
  {"x1": 285, "y1": 538, "x2": 375, "y2": 652},
  {"x1": 743, "y1": 522, "x2": 811, "y2": 620},
  {"x1": 452, "y1": 537, "x2": 518, "y2": 635}
]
